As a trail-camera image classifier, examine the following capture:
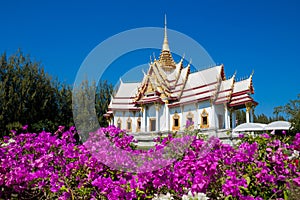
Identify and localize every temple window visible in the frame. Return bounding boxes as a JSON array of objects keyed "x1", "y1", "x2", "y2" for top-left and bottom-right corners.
[
  {"x1": 127, "y1": 117, "x2": 132, "y2": 132},
  {"x1": 186, "y1": 112, "x2": 194, "y2": 122},
  {"x1": 185, "y1": 112, "x2": 194, "y2": 129},
  {"x1": 136, "y1": 117, "x2": 141, "y2": 132},
  {"x1": 117, "y1": 118, "x2": 122, "y2": 129},
  {"x1": 174, "y1": 118, "x2": 179, "y2": 127},
  {"x1": 149, "y1": 118, "x2": 156, "y2": 131},
  {"x1": 200, "y1": 109, "x2": 209, "y2": 128},
  {"x1": 172, "y1": 112, "x2": 180, "y2": 131}
]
